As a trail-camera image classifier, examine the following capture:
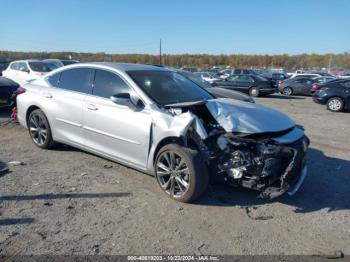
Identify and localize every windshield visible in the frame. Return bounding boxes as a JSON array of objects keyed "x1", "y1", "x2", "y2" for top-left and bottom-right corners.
[
  {"x1": 128, "y1": 70, "x2": 213, "y2": 106},
  {"x1": 29, "y1": 62, "x2": 58, "y2": 72},
  {"x1": 178, "y1": 71, "x2": 213, "y2": 89}
]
